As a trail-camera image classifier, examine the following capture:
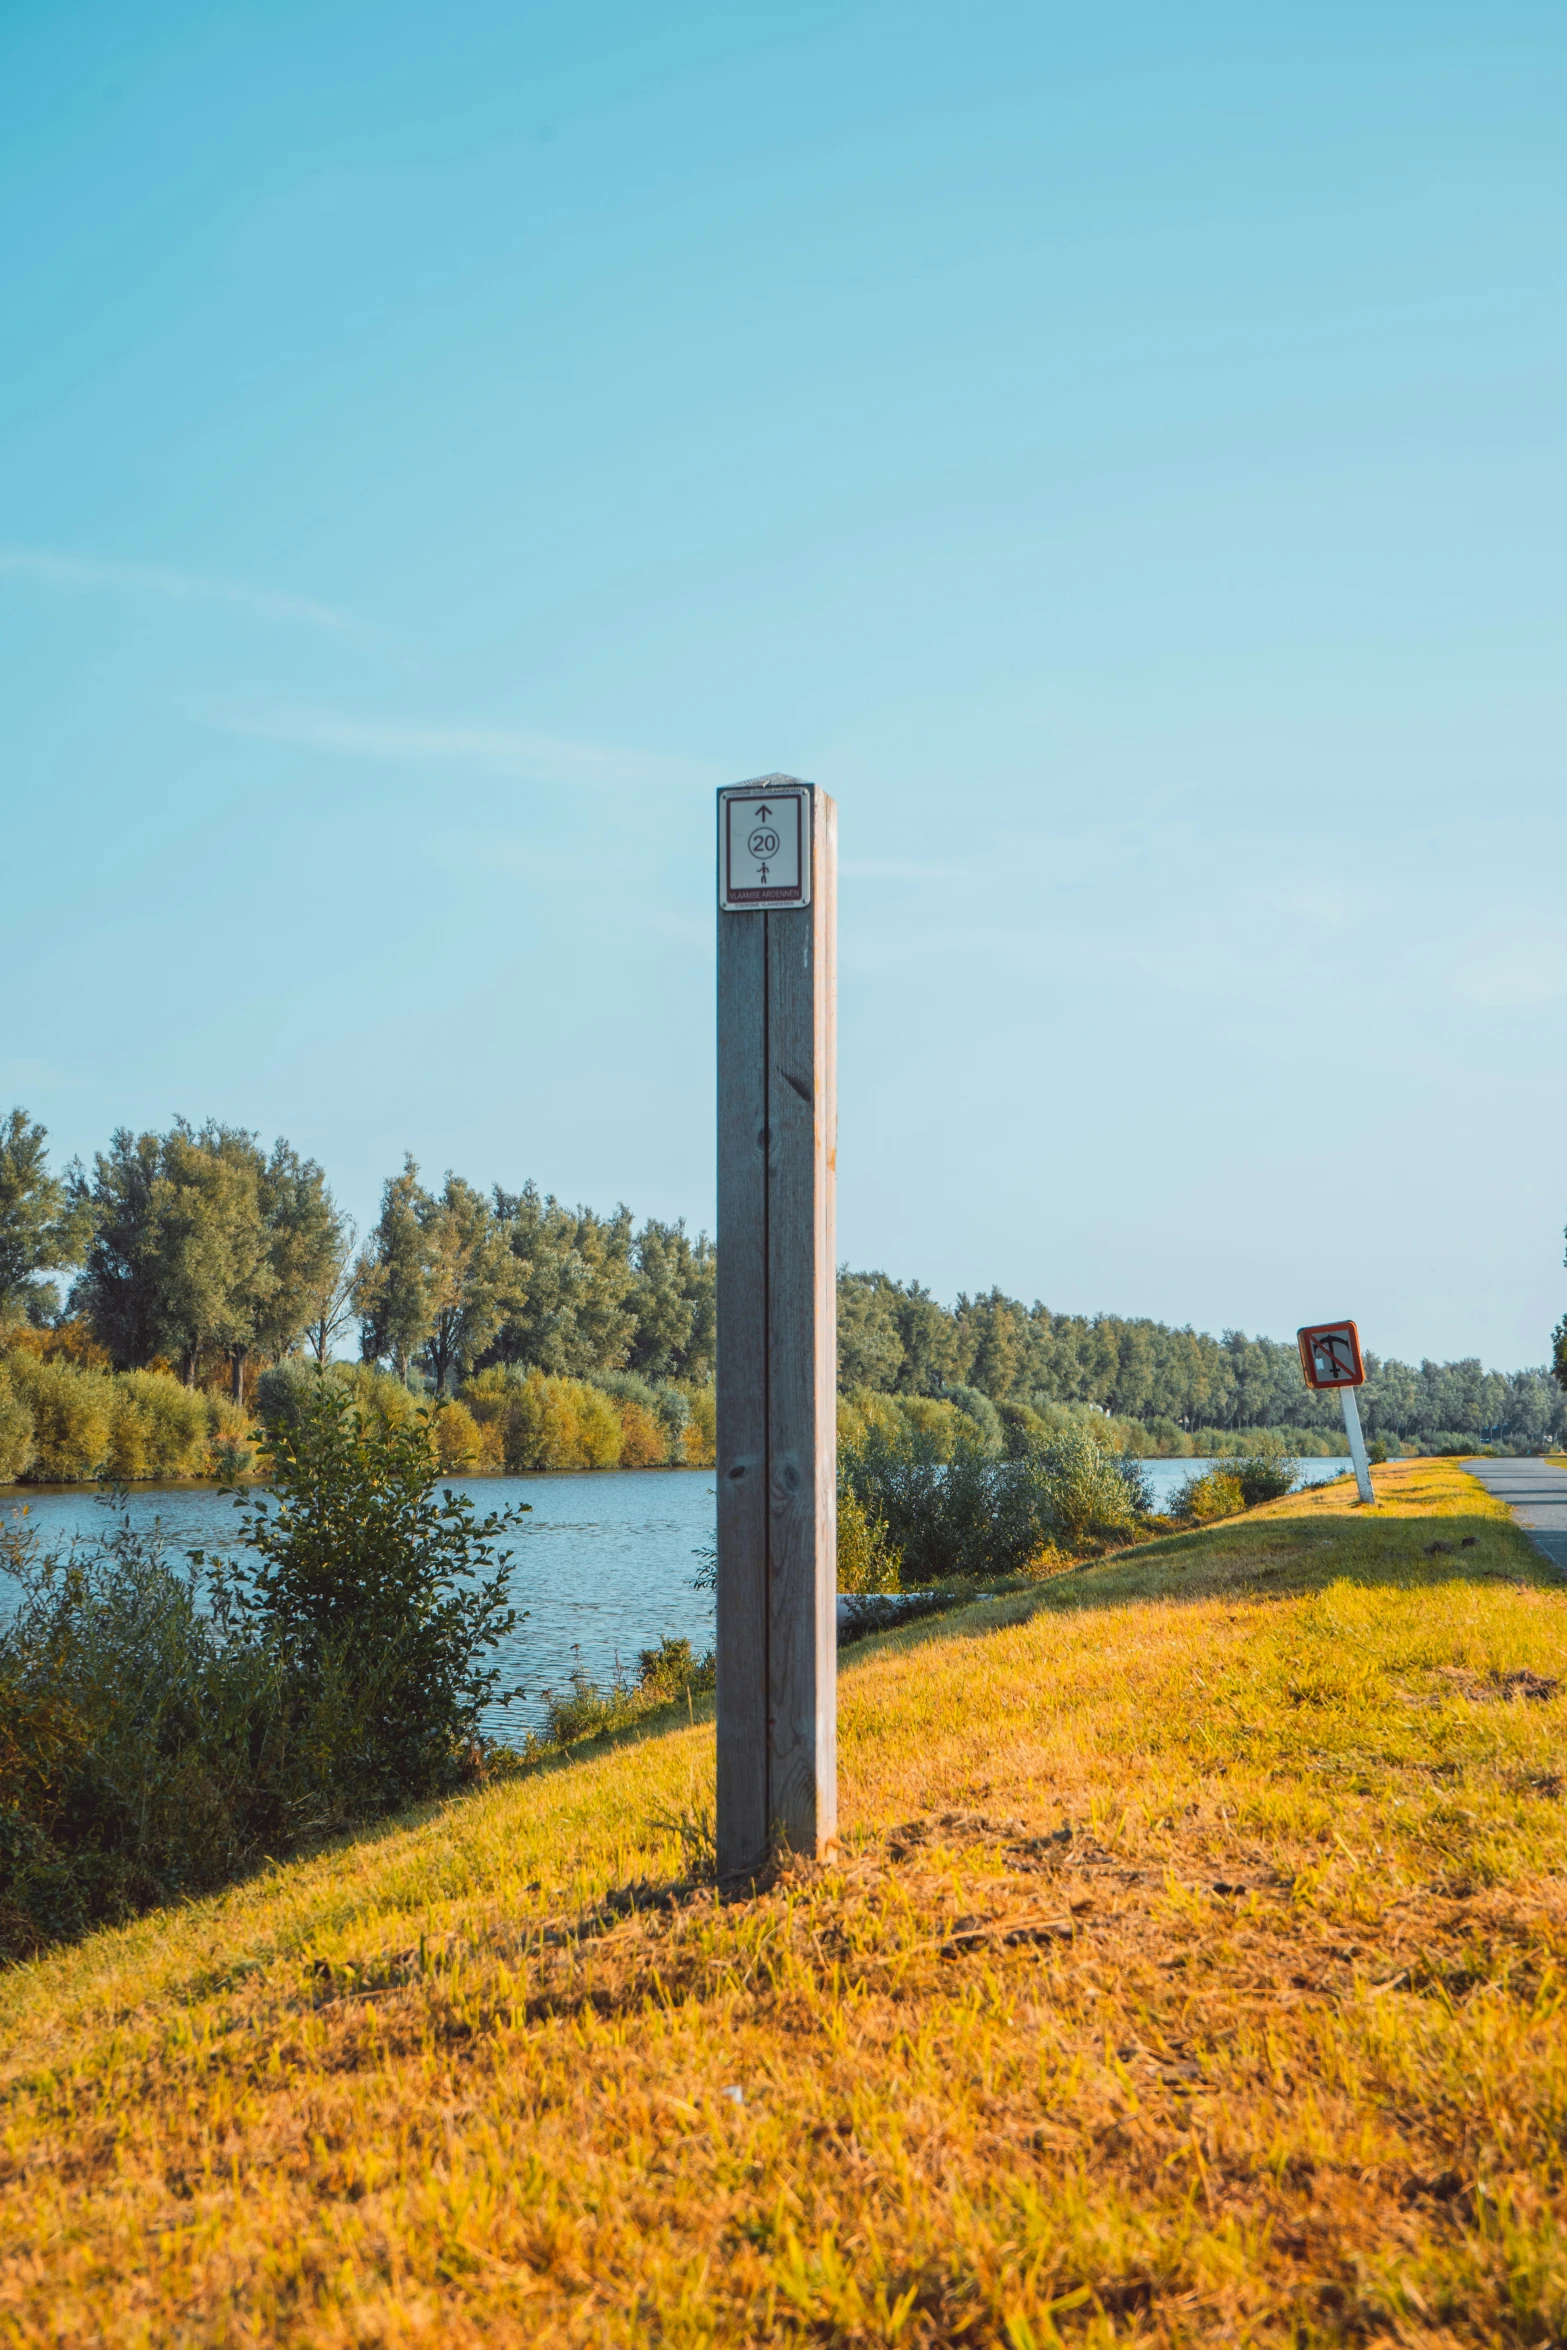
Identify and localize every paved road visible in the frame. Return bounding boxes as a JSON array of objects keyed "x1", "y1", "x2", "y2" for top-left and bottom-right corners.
[{"x1": 1463, "y1": 1456, "x2": 1567, "y2": 1576}]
